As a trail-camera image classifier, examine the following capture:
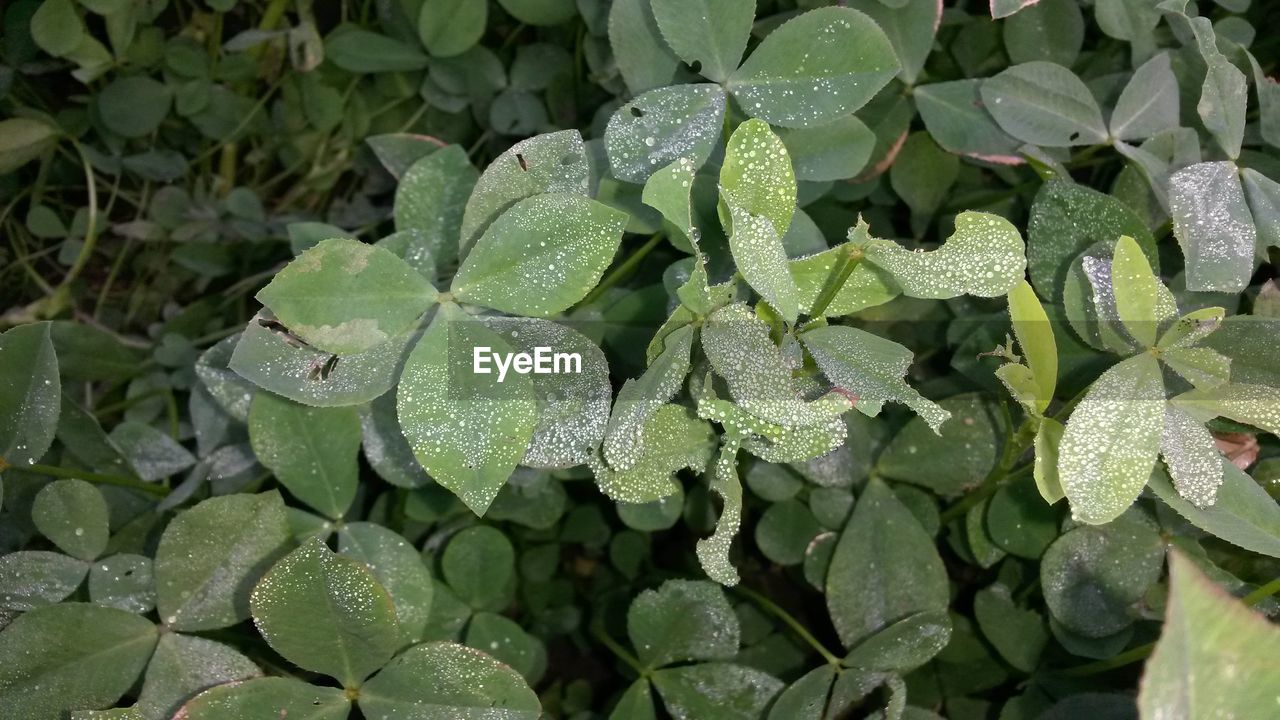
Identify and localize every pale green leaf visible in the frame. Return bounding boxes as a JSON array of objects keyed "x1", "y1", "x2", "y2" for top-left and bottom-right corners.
[
  {"x1": 846, "y1": 0, "x2": 942, "y2": 85},
  {"x1": 595, "y1": 404, "x2": 715, "y2": 503},
  {"x1": 1008, "y1": 279, "x2": 1057, "y2": 413},
  {"x1": 1160, "y1": 404, "x2": 1223, "y2": 509},
  {"x1": 777, "y1": 116, "x2": 875, "y2": 182},
  {"x1": 250, "y1": 538, "x2": 401, "y2": 686},
  {"x1": 607, "y1": 0, "x2": 681, "y2": 95},
  {"x1": 1189, "y1": 16, "x2": 1247, "y2": 159},
  {"x1": 0, "y1": 118, "x2": 59, "y2": 175},
  {"x1": 397, "y1": 308, "x2": 537, "y2": 515},
  {"x1": 790, "y1": 245, "x2": 900, "y2": 317},
  {"x1": 862, "y1": 211, "x2": 1025, "y2": 299},
  {"x1": 0, "y1": 551, "x2": 87, "y2": 611},
  {"x1": 606, "y1": 84, "x2": 725, "y2": 184},
  {"x1": 255, "y1": 238, "x2": 436, "y2": 356},
  {"x1": 641, "y1": 158, "x2": 698, "y2": 242},
  {"x1": 1110, "y1": 52, "x2": 1180, "y2": 141},
  {"x1": 1111, "y1": 234, "x2": 1176, "y2": 348},
  {"x1": 452, "y1": 193, "x2": 626, "y2": 316},
  {"x1": 1156, "y1": 306, "x2": 1225, "y2": 350},
  {"x1": 1034, "y1": 416, "x2": 1066, "y2": 504},
  {"x1": 1148, "y1": 463, "x2": 1280, "y2": 559},
  {"x1": 1173, "y1": 383, "x2": 1280, "y2": 436},
  {"x1": 802, "y1": 324, "x2": 949, "y2": 433},
  {"x1": 696, "y1": 443, "x2": 745, "y2": 586},
  {"x1": 1060, "y1": 353, "x2": 1165, "y2": 525},
  {"x1": 1138, "y1": 551, "x2": 1280, "y2": 719},
  {"x1": 722, "y1": 194, "x2": 801, "y2": 324},
  {"x1": 1160, "y1": 346, "x2": 1231, "y2": 390},
  {"x1": 603, "y1": 325, "x2": 694, "y2": 471},
  {"x1": 1169, "y1": 161, "x2": 1256, "y2": 293},
  {"x1": 727, "y1": 7, "x2": 900, "y2": 128},
  {"x1": 720, "y1": 119, "x2": 797, "y2": 238},
  {"x1": 248, "y1": 393, "x2": 361, "y2": 520}
]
